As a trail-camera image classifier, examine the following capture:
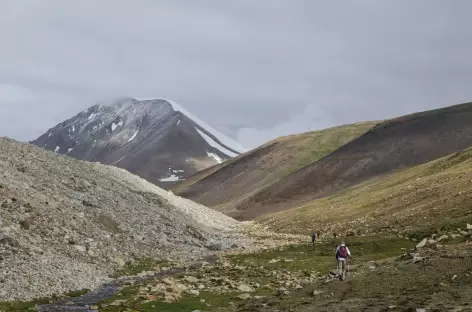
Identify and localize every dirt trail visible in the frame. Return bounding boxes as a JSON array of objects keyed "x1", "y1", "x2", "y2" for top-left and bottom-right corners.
[{"x1": 236, "y1": 242, "x2": 472, "y2": 312}]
